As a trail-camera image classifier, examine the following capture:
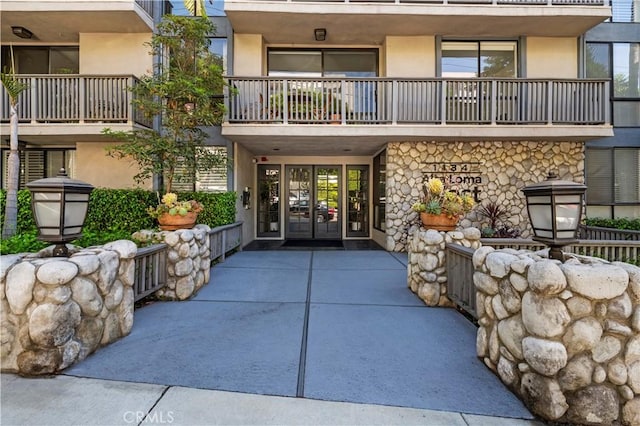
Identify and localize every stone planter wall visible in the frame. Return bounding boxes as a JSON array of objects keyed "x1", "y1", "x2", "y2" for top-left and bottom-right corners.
[
  {"x1": 133, "y1": 225, "x2": 211, "y2": 300},
  {"x1": 474, "y1": 247, "x2": 640, "y2": 425},
  {"x1": 408, "y1": 227, "x2": 481, "y2": 306},
  {"x1": 0, "y1": 240, "x2": 137, "y2": 375},
  {"x1": 385, "y1": 141, "x2": 584, "y2": 252}
]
